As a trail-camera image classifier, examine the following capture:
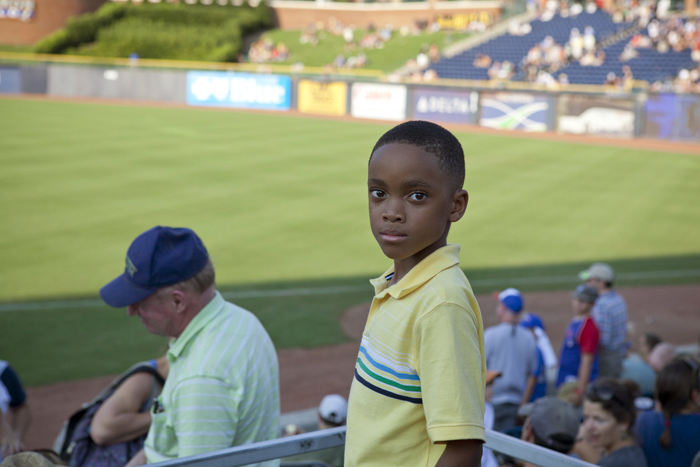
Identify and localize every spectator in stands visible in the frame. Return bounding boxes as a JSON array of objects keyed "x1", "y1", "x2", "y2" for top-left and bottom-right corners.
[
  {"x1": 557, "y1": 284, "x2": 600, "y2": 406},
  {"x1": 580, "y1": 263, "x2": 628, "y2": 379},
  {"x1": 99, "y1": 226, "x2": 280, "y2": 467},
  {"x1": 619, "y1": 44, "x2": 639, "y2": 61},
  {"x1": 485, "y1": 288, "x2": 538, "y2": 431},
  {"x1": 519, "y1": 313, "x2": 557, "y2": 402},
  {"x1": 639, "y1": 334, "x2": 662, "y2": 361},
  {"x1": 345, "y1": 121, "x2": 485, "y2": 467},
  {"x1": 648, "y1": 342, "x2": 676, "y2": 373},
  {"x1": 622, "y1": 334, "x2": 658, "y2": 397},
  {"x1": 569, "y1": 28, "x2": 584, "y2": 60},
  {"x1": 283, "y1": 394, "x2": 347, "y2": 467},
  {"x1": 519, "y1": 396, "x2": 580, "y2": 465},
  {"x1": 473, "y1": 53, "x2": 492, "y2": 68},
  {"x1": 583, "y1": 26, "x2": 596, "y2": 53},
  {"x1": 90, "y1": 355, "x2": 169, "y2": 446},
  {"x1": 635, "y1": 356, "x2": 700, "y2": 467},
  {"x1": 582, "y1": 378, "x2": 648, "y2": 467},
  {"x1": 0, "y1": 361, "x2": 31, "y2": 461}
]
